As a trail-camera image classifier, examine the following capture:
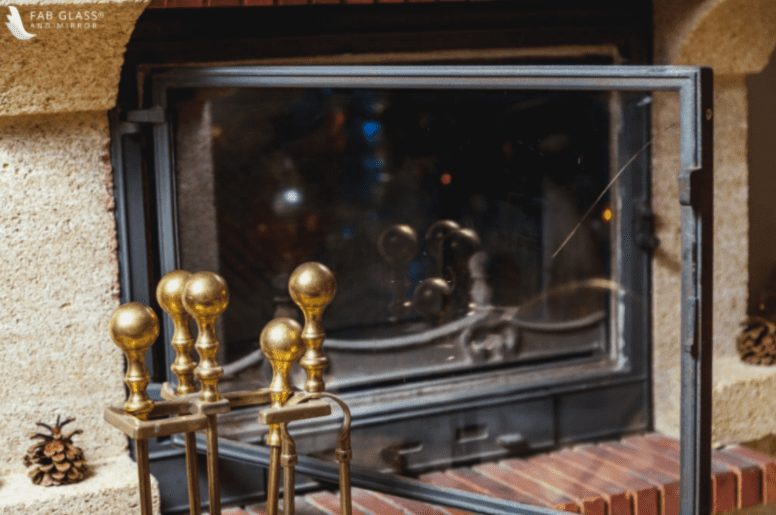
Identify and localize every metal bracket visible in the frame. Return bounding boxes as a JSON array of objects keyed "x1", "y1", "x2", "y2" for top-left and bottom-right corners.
[
  {"x1": 635, "y1": 200, "x2": 660, "y2": 251},
  {"x1": 125, "y1": 106, "x2": 166, "y2": 125}
]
